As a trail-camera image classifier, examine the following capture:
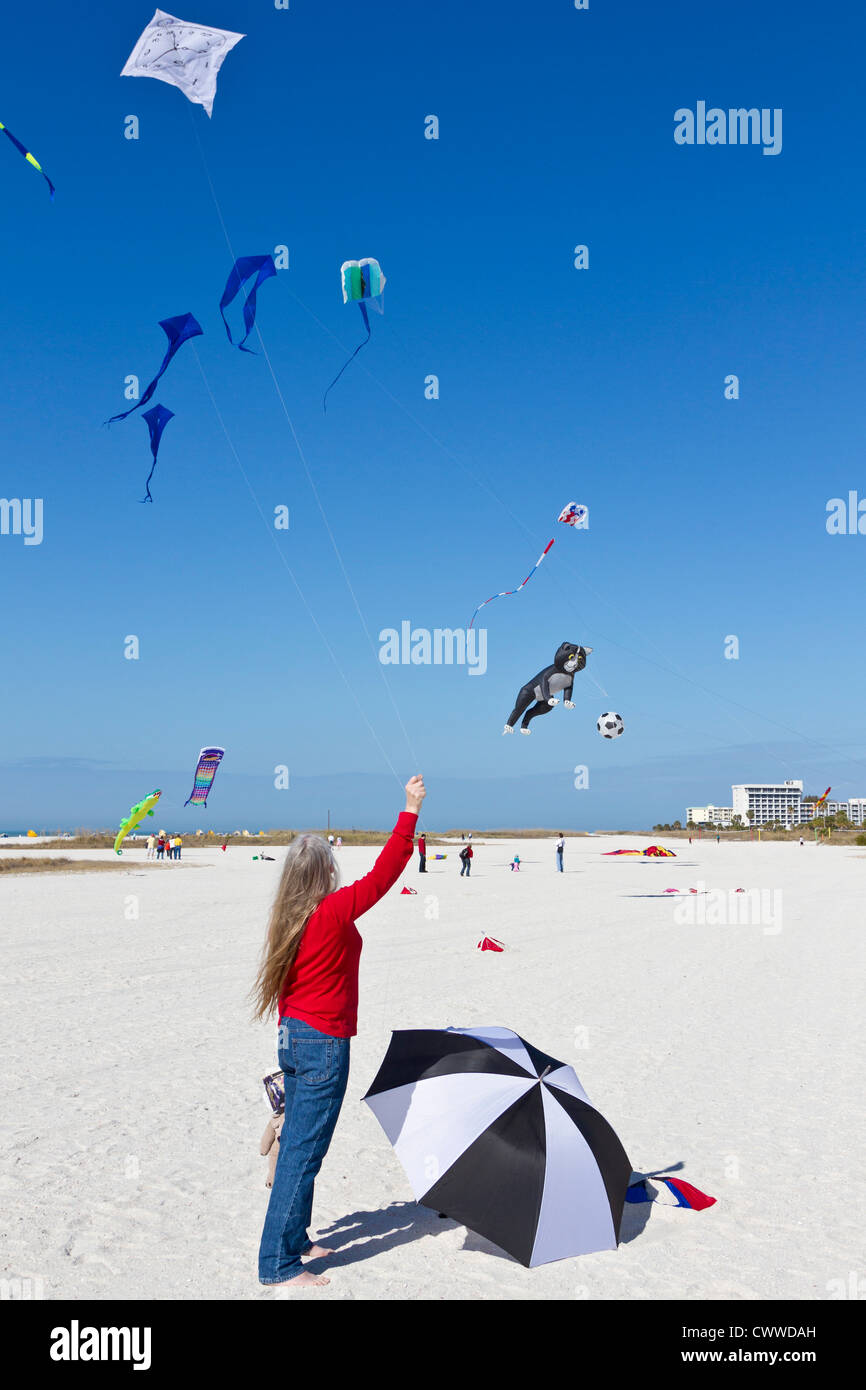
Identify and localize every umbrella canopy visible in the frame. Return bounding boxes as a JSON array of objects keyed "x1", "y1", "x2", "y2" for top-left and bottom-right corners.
[{"x1": 363, "y1": 1025, "x2": 632, "y2": 1267}]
